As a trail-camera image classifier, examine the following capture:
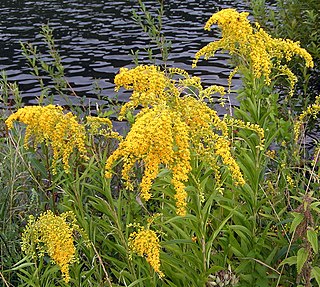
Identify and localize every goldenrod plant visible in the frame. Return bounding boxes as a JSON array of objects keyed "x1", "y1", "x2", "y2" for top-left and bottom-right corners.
[
  {"x1": 250, "y1": 0, "x2": 320, "y2": 100},
  {"x1": 2, "y1": 5, "x2": 320, "y2": 287},
  {"x1": 128, "y1": 224, "x2": 164, "y2": 278},
  {"x1": 104, "y1": 65, "x2": 264, "y2": 216},
  {"x1": 193, "y1": 8, "x2": 313, "y2": 97},
  {"x1": 5, "y1": 105, "x2": 88, "y2": 173},
  {"x1": 192, "y1": 8, "x2": 319, "y2": 286},
  {"x1": 20, "y1": 211, "x2": 81, "y2": 284}
]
